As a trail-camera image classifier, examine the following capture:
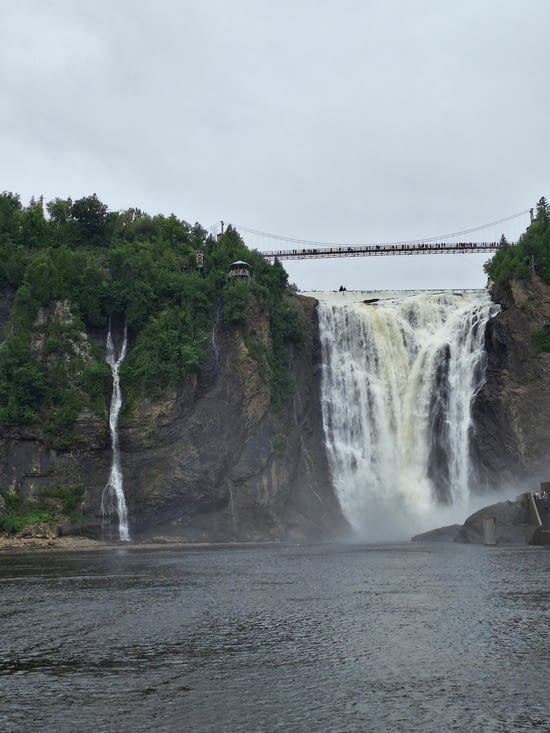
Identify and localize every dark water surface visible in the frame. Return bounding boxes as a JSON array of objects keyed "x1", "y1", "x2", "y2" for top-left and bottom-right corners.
[{"x1": 1, "y1": 542, "x2": 549, "y2": 732}]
